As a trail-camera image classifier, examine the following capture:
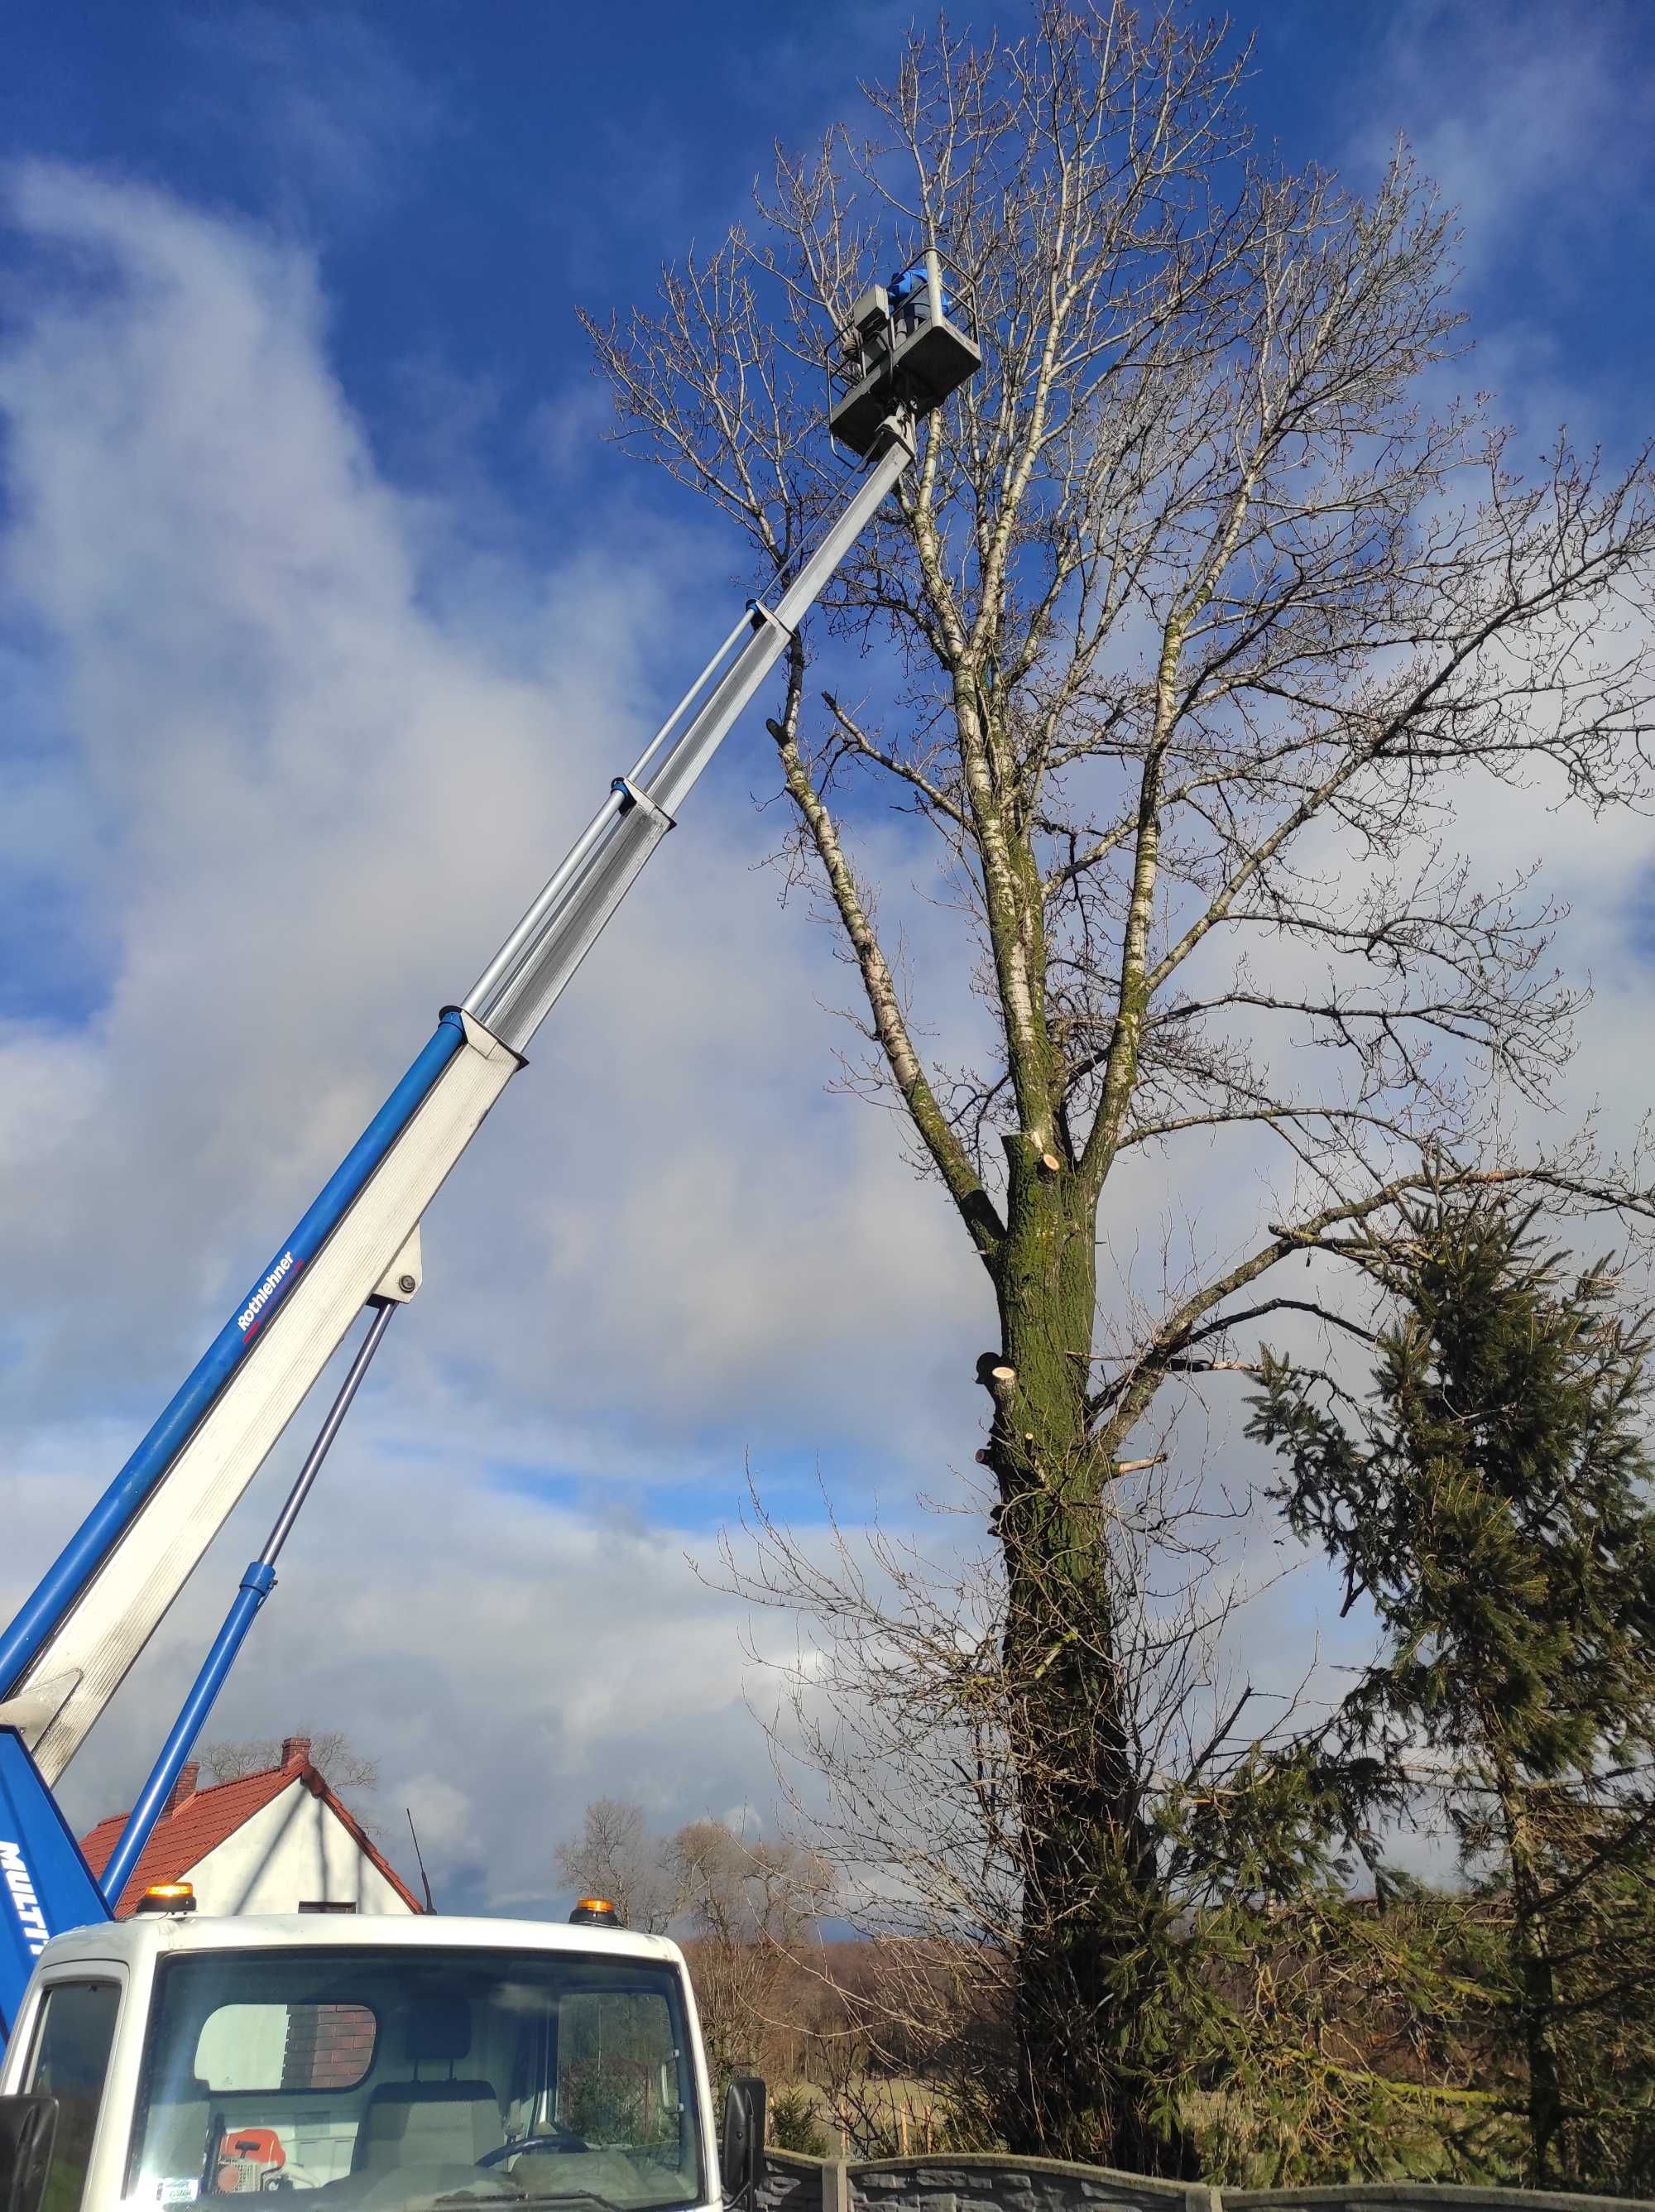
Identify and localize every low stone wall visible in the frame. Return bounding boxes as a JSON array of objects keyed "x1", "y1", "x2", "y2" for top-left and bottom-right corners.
[
  {"x1": 756, "y1": 2151, "x2": 1652, "y2": 2212},
  {"x1": 756, "y1": 2148, "x2": 831, "y2": 2212},
  {"x1": 850, "y1": 2153, "x2": 1208, "y2": 2212},
  {"x1": 1227, "y1": 2192, "x2": 1647, "y2": 2212}
]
